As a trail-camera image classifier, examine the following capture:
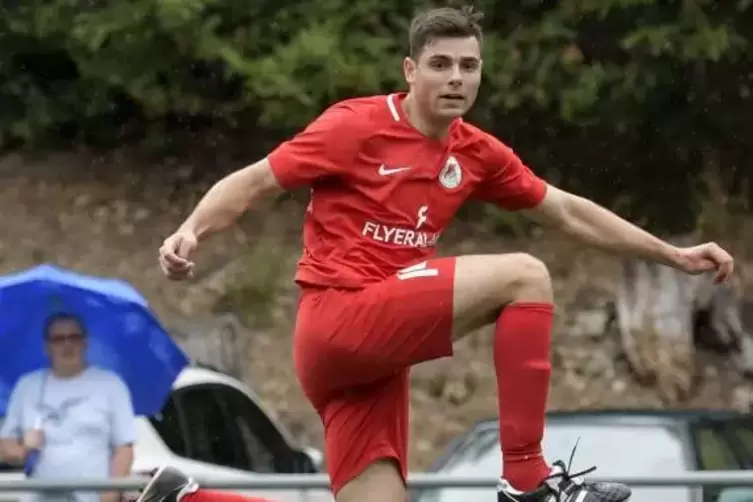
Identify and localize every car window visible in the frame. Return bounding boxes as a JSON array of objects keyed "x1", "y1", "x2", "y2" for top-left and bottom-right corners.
[
  {"x1": 214, "y1": 386, "x2": 282, "y2": 473},
  {"x1": 178, "y1": 387, "x2": 249, "y2": 470},
  {"x1": 725, "y1": 422, "x2": 753, "y2": 464},
  {"x1": 438, "y1": 427, "x2": 499, "y2": 471},
  {"x1": 699, "y1": 421, "x2": 753, "y2": 502},
  {"x1": 736, "y1": 428, "x2": 753, "y2": 453},
  {"x1": 716, "y1": 489, "x2": 753, "y2": 502},
  {"x1": 149, "y1": 396, "x2": 188, "y2": 457},
  {"x1": 695, "y1": 427, "x2": 738, "y2": 470}
]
